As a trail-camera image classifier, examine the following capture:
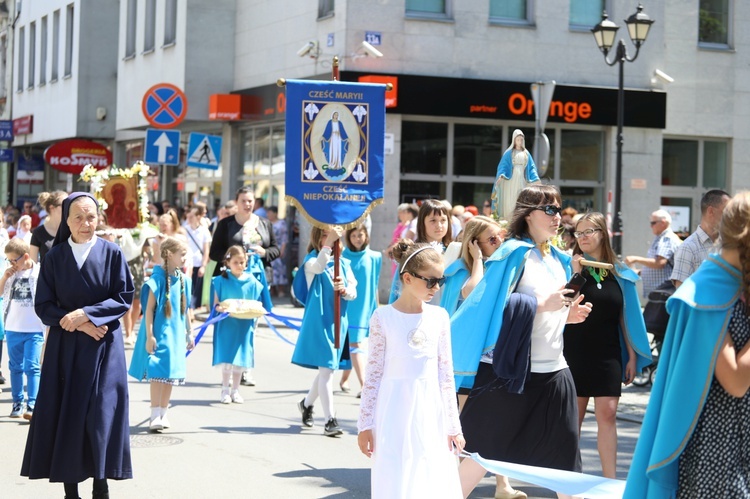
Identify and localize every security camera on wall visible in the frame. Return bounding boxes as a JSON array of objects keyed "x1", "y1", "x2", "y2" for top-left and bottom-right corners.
[
  {"x1": 360, "y1": 41, "x2": 383, "y2": 58},
  {"x1": 297, "y1": 41, "x2": 319, "y2": 58}
]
